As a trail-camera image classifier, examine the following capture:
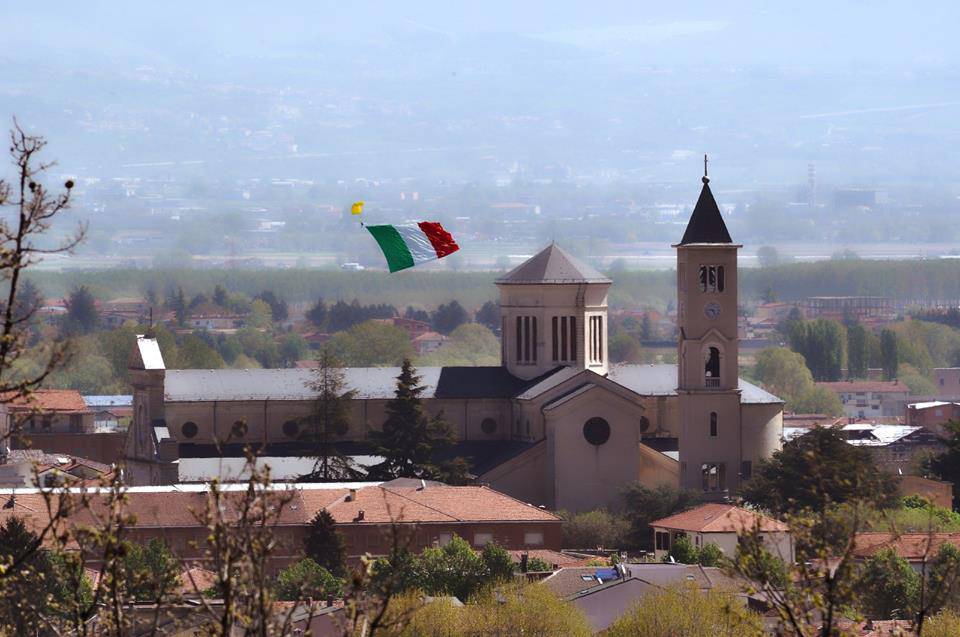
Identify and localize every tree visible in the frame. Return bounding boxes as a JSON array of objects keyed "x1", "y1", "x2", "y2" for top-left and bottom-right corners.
[
  {"x1": 303, "y1": 347, "x2": 360, "y2": 481},
  {"x1": 305, "y1": 297, "x2": 328, "y2": 328},
  {"x1": 481, "y1": 542, "x2": 515, "y2": 583},
  {"x1": 168, "y1": 286, "x2": 188, "y2": 325},
  {"x1": 328, "y1": 320, "x2": 413, "y2": 367},
  {"x1": 255, "y1": 290, "x2": 288, "y2": 322},
  {"x1": 882, "y1": 328, "x2": 899, "y2": 380},
  {"x1": 698, "y1": 542, "x2": 724, "y2": 567},
  {"x1": 740, "y1": 426, "x2": 898, "y2": 516},
  {"x1": 369, "y1": 359, "x2": 464, "y2": 482},
  {"x1": 418, "y1": 323, "x2": 499, "y2": 366},
  {"x1": 666, "y1": 535, "x2": 700, "y2": 564},
  {"x1": 0, "y1": 517, "x2": 57, "y2": 634},
  {"x1": 274, "y1": 558, "x2": 342, "y2": 601},
  {"x1": 122, "y1": 538, "x2": 180, "y2": 601},
  {"x1": 609, "y1": 332, "x2": 643, "y2": 363},
  {"x1": 897, "y1": 362, "x2": 936, "y2": 395},
  {"x1": 278, "y1": 332, "x2": 308, "y2": 367},
  {"x1": 248, "y1": 299, "x2": 273, "y2": 328},
  {"x1": 304, "y1": 509, "x2": 348, "y2": 577},
  {"x1": 63, "y1": 285, "x2": 99, "y2": 335},
  {"x1": 621, "y1": 483, "x2": 701, "y2": 550},
  {"x1": 847, "y1": 324, "x2": 869, "y2": 379},
  {"x1": 857, "y1": 547, "x2": 920, "y2": 619},
  {"x1": 212, "y1": 284, "x2": 229, "y2": 308},
  {"x1": 431, "y1": 300, "x2": 468, "y2": 335},
  {"x1": 605, "y1": 584, "x2": 765, "y2": 637},
  {"x1": 757, "y1": 245, "x2": 780, "y2": 268},
  {"x1": 404, "y1": 306, "x2": 430, "y2": 323},
  {"x1": 925, "y1": 543, "x2": 960, "y2": 617},
  {"x1": 788, "y1": 319, "x2": 845, "y2": 381},
  {"x1": 753, "y1": 347, "x2": 842, "y2": 415},
  {"x1": 474, "y1": 300, "x2": 499, "y2": 332},
  {"x1": 176, "y1": 333, "x2": 225, "y2": 369},
  {"x1": 559, "y1": 509, "x2": 630, "y2": 549},
  {"x1": 790, "y1": 385, "x2": 843, "y2": 416}
]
